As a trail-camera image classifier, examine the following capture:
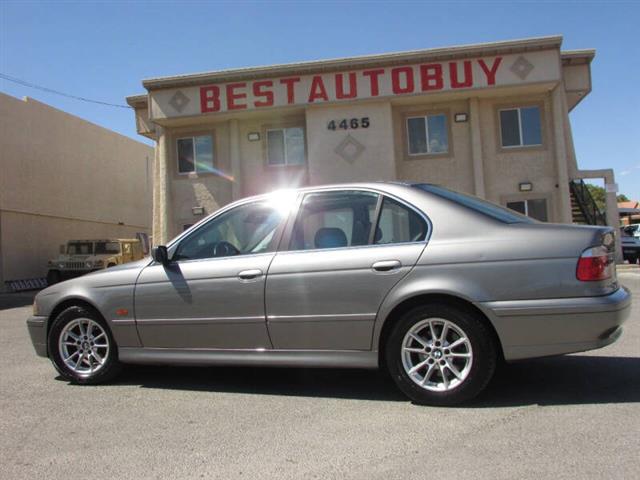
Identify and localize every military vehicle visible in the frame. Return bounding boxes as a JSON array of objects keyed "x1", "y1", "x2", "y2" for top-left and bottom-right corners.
[{"x1": 46, "y1": 239, "x2": 144, "y2": 285}]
